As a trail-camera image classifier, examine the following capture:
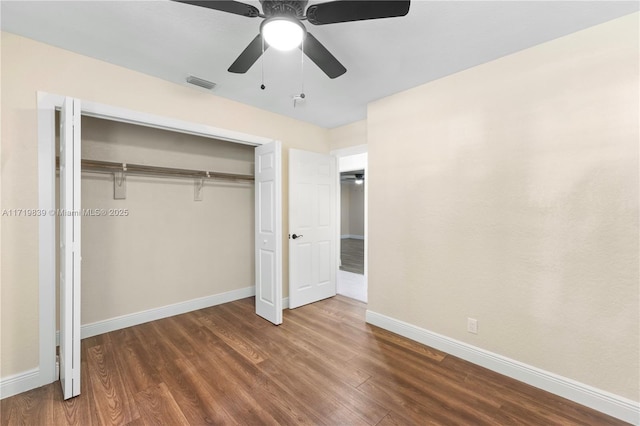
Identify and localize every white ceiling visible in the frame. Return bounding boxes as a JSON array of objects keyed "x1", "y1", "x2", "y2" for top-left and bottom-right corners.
[{"x1": 2, "y1": 1, "x2": 637, "y2": 128}]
